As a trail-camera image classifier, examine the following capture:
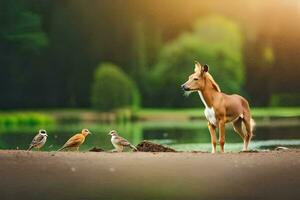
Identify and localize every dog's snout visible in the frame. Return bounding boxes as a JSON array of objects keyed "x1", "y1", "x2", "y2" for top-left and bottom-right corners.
[{"x1": 181, "y1": 84, "x2": 189, "y2": 91}]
